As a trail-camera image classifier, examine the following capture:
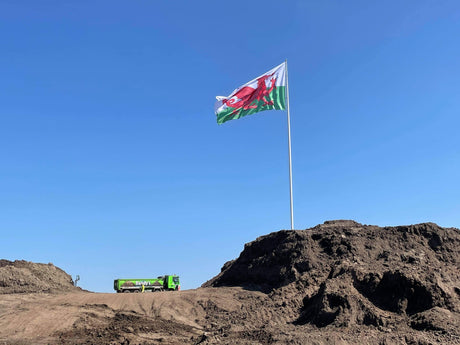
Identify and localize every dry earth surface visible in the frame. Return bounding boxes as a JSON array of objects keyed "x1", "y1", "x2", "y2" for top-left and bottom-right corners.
[{"x1": 1, "y1": 220, "x2": 459, "y2": 344}]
